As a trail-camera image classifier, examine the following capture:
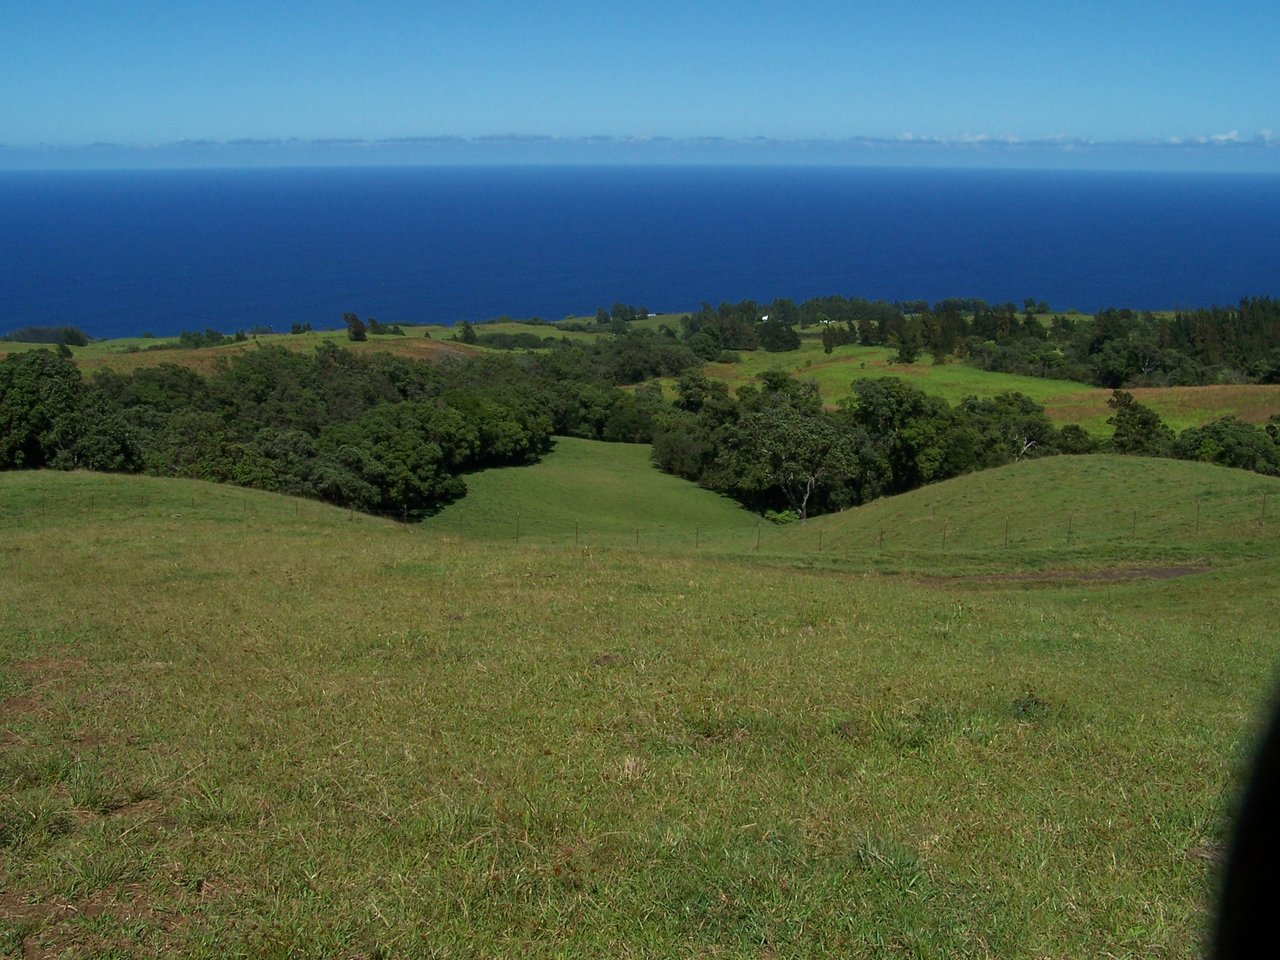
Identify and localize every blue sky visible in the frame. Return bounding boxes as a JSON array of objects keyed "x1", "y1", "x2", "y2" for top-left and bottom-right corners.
[{"x1": 3, "y1": 1, "x2": 1278, "y2": 170}]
